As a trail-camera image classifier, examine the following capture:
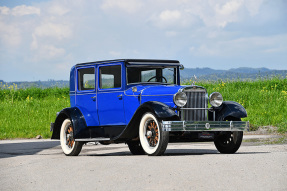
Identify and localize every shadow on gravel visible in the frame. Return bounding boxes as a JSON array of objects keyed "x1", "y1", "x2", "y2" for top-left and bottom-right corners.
[{"x1": 0, "y1": 141, "x2": 60, "y2": 159}]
